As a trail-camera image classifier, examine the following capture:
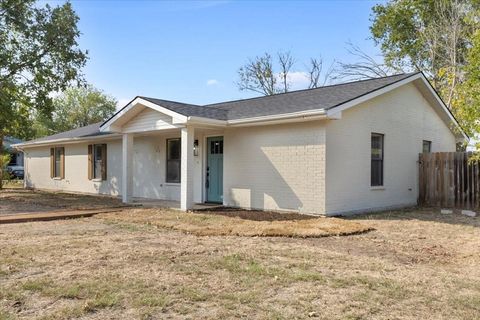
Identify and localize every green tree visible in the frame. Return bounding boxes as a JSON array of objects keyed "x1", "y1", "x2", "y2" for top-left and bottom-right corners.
[
  {"x1": 35, "y1": 85, "x2": 117, "y2": 135},
  {"x1": 454, "y1": 28, "x2": 480, "y2": 138},
  {"x1": 370, "y1": 0, "x2": 480, "y2": 148},
  {"x1": 0, "y1": 0, "x2": 87, "y2": 186},
  {"x1": 370, "y1": 0, "x2": 478, "y2": 107},
  {"x1": 0, "y1": 152, "x2": 10, "y2": 188}
]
